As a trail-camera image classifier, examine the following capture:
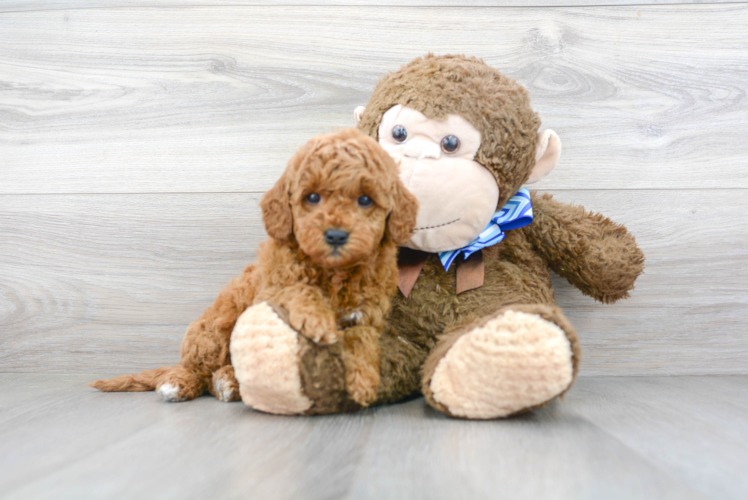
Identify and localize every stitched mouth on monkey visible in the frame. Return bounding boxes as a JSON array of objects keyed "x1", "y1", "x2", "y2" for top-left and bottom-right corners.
[
  {"x1": 413, "y1": 218, "x2": 461, "y2": 232},
  {"x1": 396, "y1": 155, "x2": 499, "y2": 252}
]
